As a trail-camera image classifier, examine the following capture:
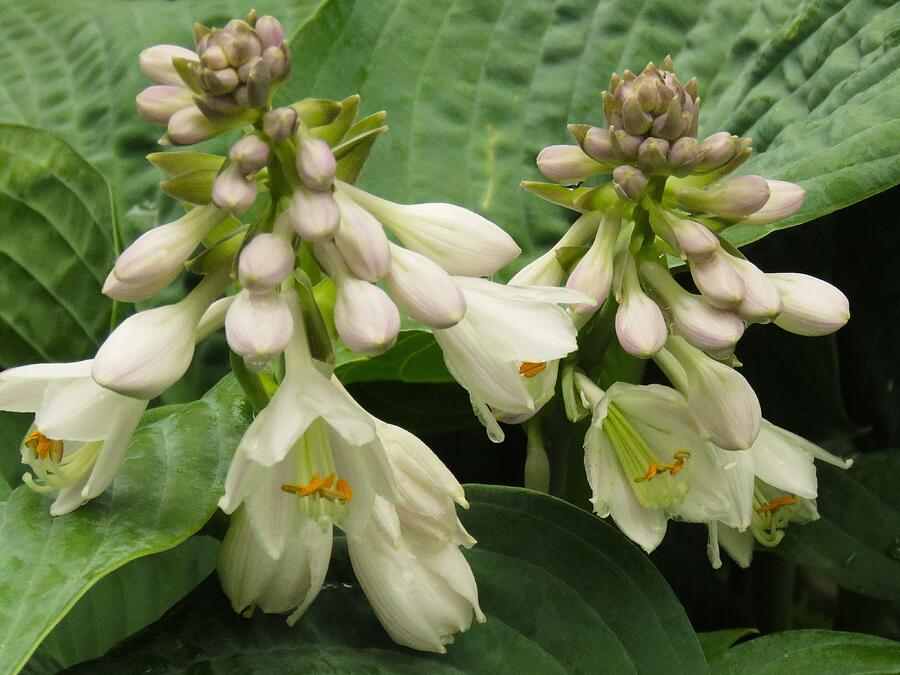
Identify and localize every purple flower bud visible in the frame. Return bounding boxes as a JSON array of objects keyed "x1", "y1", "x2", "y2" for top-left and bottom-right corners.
[
  {"x1": 667, "y1": 137, "x2": 702, "y2": 174},
  {"x1": 136, "y1": 86, "x2": 194, "y2": 125},
  {"x1": 612, "y1": 165, "x2": 648, "y2": 201},
  {"x1": 637, "y1": 137, "x2": 669, "y2": 174},
  {"x1": 201, "y1": 67, "x2": 239, "y2": 95},
  {"x1": 262, "y1": 107, "x2": 298, "y2": 142},
  {"x1": 536, "y1": 144, "x2": 605, "y2": 184},
  {"x1": 255, "y1": 16, "x2": 285, "y2": 49},
  {"x1": 688, "y1": 249, "x2": 745, "y2": 308},
  {"x1": 333, "y1": 192, "x2": 391, "y2": 282},
  {"x1": 238, "y1": 234, "x2": 295, "y2": 292},
  {"x1": 694, "y1": 132, "x2": 738, "y2": 171},
  {"x1": 672, "y1": 175, "x2": 770, "y2": 219},
  {"x1": 288, "y1": 186, "x2": 340, "y2": 241},
  {"x1": 229, "y1": 135, "x2": 270, "y2": 175},
  {"x1": 334, "y1": 278, "x2": 401, "y2": 356},
  {"x1": 581, "y1": 126, "x2": 616, "y2": 163},
  {"x1": 615, "y1": 257, "x2": 667, "y2": 358},
  {"x1": 609, "y1": 128, "x2": 642, "y2": 161},
  {"x1": 262, "y1": 44, "x2": 290, "y2": 82},
  {"x1": 200, "y1": 45, "x2": 229, "y2": 70},
  {"x1": 212, "y1": 166, "x2": 257, "y2": 213},
  {"x1": 296, "y1": 137, "x2": 336, "y2": 191},
  {"x1": 622, "y1": 97, "x2": 653, "y2": 135},
  {"x1": 648, "y1": 206, "x2": 719, "y2": 259},
  {"x1": 163, "y1": 106, "x2": 223, "y2": 145}
]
